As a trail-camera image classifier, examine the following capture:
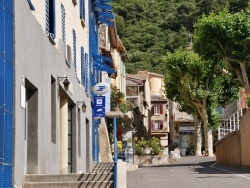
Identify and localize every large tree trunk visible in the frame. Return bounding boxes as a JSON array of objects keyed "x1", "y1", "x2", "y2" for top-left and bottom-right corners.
[
  {"x1": 201, "y1": 104, "x2": 214, "y2": 157},
  {"x1": 193, "y1": 114, "x2": 202, "y2": 156},
  {"x1": 204, "y1": 125, "x2": 213, "y2": 157}
]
